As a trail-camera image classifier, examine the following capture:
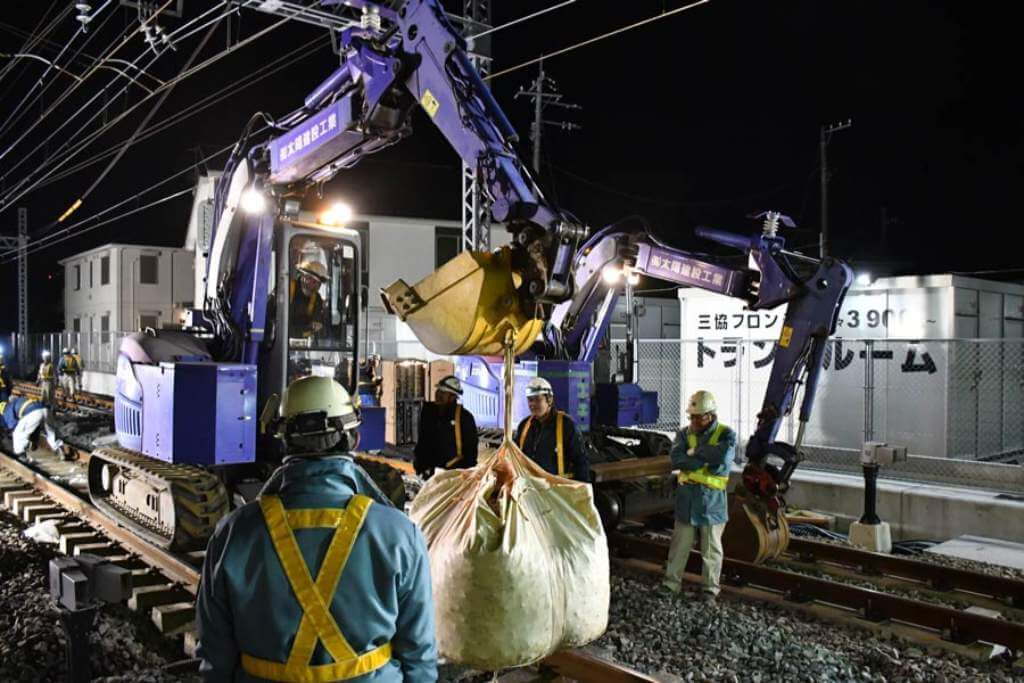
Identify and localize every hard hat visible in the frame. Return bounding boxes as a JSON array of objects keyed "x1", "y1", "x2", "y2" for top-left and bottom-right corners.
[
  {"x1": 297, "y1": 260, "x2": 328, "y2": 282},
  {"x1": 42, "y1": 350, "x2": 51, "y2": 359},
  {"x1": 279, "y1": 375, "x2": 360, "y2": 436},
  {"x1": 436, "y1": 375, "x2": 462, "y2": 397},
  {"x1": 686, "y1": 390, "x2": 717, "y2": 416},
  {"x1": 525, "y1": 377, "x2": 553, "y2": 398},
  {"x1": 71, "y1": 348, "x2": 78, "y2": 354},
  {"x1": 62, "y1": 347, "x2": 70, "y2": 354}
]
